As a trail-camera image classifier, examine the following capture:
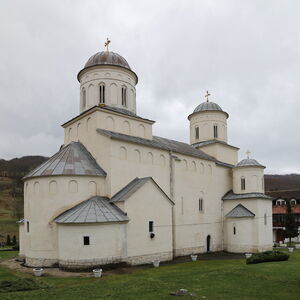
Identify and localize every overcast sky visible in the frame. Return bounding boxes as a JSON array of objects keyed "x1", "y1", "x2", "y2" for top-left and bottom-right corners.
[{"x1": 0, "y1": 0, "x2": 299, "y2": 174}]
